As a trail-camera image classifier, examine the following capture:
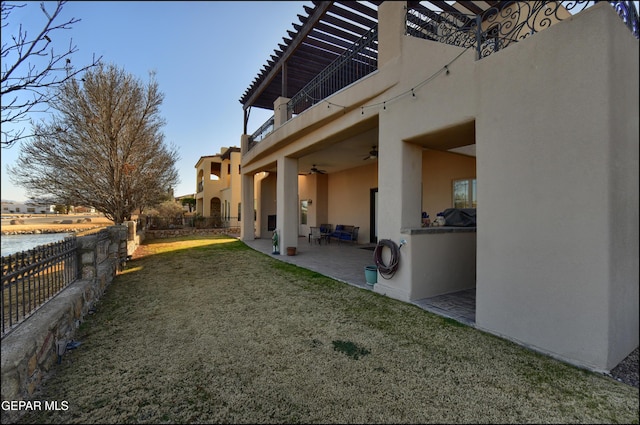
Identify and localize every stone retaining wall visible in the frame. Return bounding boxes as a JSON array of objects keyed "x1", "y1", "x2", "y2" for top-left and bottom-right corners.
[
  {"x1": 145, "y1": 227, "x2": 239, "y2": 239},
  {"x1": 0, "y1": 225, "x2": 132, "y2": 424}
]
